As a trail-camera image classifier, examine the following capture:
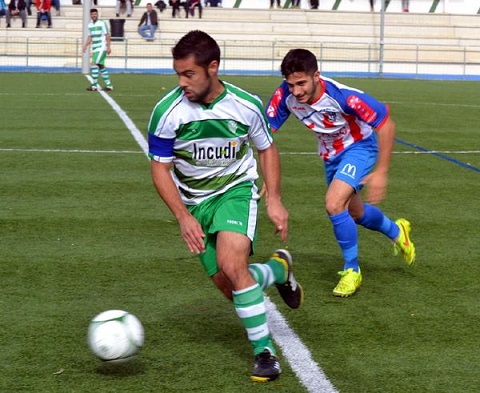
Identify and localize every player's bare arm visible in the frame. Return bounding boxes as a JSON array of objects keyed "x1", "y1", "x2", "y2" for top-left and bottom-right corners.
[
  {"x1": 150, "y1": 160, "x2": 205, "y2": 254},
  {"x1": 257, "y1": 144, "x2": 289, "y2": 242},
  {"x1": 106, "y1": 34, "x2": 111, "y2": 55},
  {"x1": 82, "y1": 36, "x2": 92, "y2": 52},
  {"x1": 362, "y1": 116, "x2": 396, "y2": 204}
]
